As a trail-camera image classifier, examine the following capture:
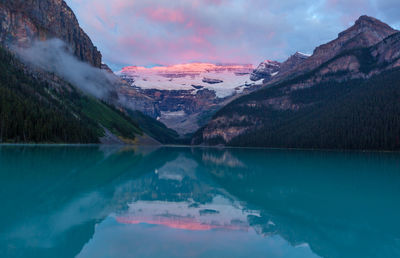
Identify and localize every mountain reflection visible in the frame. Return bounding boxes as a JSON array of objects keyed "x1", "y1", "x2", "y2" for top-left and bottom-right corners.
[
  {"x1": 1, "y1": 146, "x2": 400, "y2": 258},
  {"x1": 112, "y1": 152, "x2": 257, "y2": 233}
]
